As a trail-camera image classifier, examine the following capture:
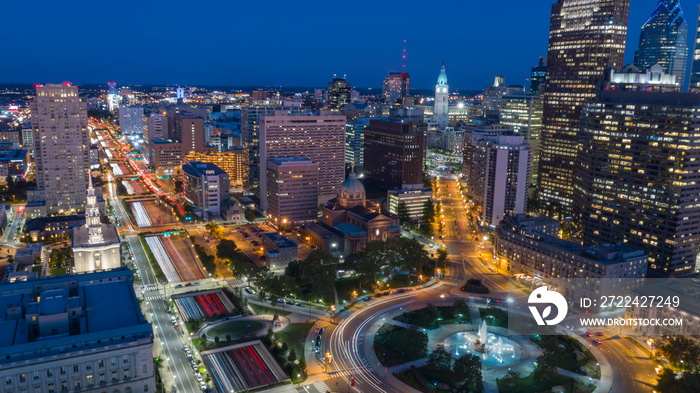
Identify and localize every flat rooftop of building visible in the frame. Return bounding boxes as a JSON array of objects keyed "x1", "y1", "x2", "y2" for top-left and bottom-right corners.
[
  {"x1": 0, "y1": 267, "x2": 150, "y2": 362},
  {"x1": 598, "y1": 90, "x2": 700, "y2": 106},
  {"x1": 261, "y1": 232, "x2": 297, "y2": 248},
  {"x1": 183, "y1": 161, "x2": 227, "y2": 177},
  {"x1": 25, "y1": 214, "x2": 84, "y2": 232},
  {"x1": 0, "y1": 148, "x2": 27, "y2": 162}
]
